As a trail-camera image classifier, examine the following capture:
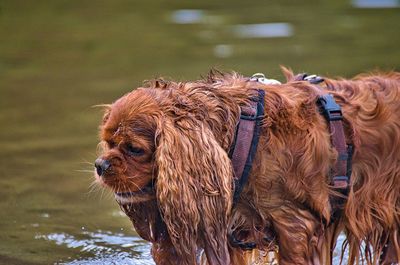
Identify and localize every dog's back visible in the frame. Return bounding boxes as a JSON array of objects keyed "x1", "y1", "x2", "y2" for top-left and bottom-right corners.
[{"x1": 238, "y1": 72, "x2": 400, "y2": 264}]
